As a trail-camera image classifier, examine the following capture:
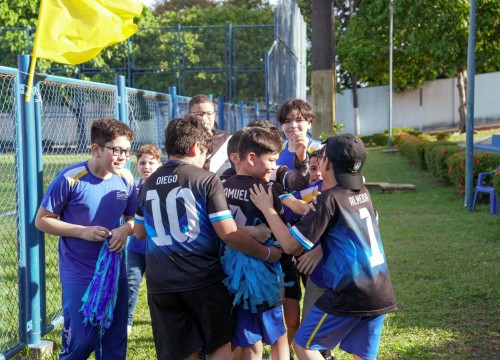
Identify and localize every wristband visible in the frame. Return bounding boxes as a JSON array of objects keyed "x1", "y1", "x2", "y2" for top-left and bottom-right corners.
[{"x1": 263, "y1": 247, "x2": 271, "y2": 261}]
